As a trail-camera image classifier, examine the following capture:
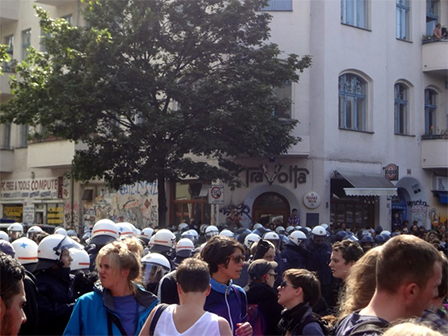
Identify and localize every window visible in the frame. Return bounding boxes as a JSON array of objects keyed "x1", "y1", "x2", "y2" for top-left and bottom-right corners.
[
  {"x1": 425, "y1": 89, "x2": 437, "y2": 134},
  {"x1": 61, "y1": 14, "x2": 72, "y2": 25},
  {"x1": 273, "y1": 81, "x2": 292, "y2": 119},
  {"x1": 338, "y1": 74, "x2": 367, "y2": 131},
  {"x1": 3, "y1": 35, "x2": 14, "y2": 72},
  {"x1": 426, "y1": 0, "x2": 439, "y2": 36},
  {"x1": 394, "y1": 84, "x2": 409, "y2": 135},
  {"x1": 1, "y1": 124, "x2": 11, "y2": 149},
  {"x1": 341, "y1": 0, "x2": 368, "y2": 29},
  {"x1": 170, "y1": 181, "x2": 210, "y2": 226},
  {"x1": 396, "y1": 0, "x2": 410, "y2": 40},
  {"x1": 260, "y1": 0, "x2": 292, "y2": 11},
  {"x1": 19, "y1": 125, "x2": 29, "y2": 148},
  {"x1": 21, "y1": 29, "x2": 31, "y2": 60}
]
